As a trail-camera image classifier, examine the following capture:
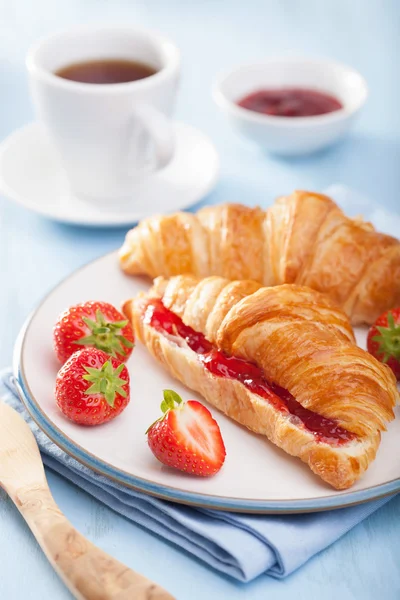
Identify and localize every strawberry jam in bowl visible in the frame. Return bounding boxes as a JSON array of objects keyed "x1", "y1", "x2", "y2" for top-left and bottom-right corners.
[
  {"x1": 237, "y1": 88, "x2": 343, "y2": 118},
  {"x1": 213, "y1": 58, "x2": 368, "y2": 155}
]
